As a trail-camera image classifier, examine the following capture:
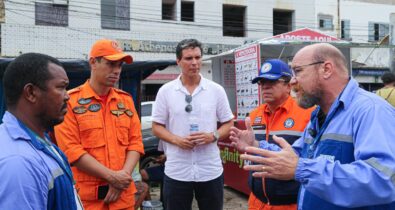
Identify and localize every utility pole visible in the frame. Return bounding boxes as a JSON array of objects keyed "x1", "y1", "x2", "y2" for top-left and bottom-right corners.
[{"x1": 337, "y1": 0, "x2": 341, "y2": 38}]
